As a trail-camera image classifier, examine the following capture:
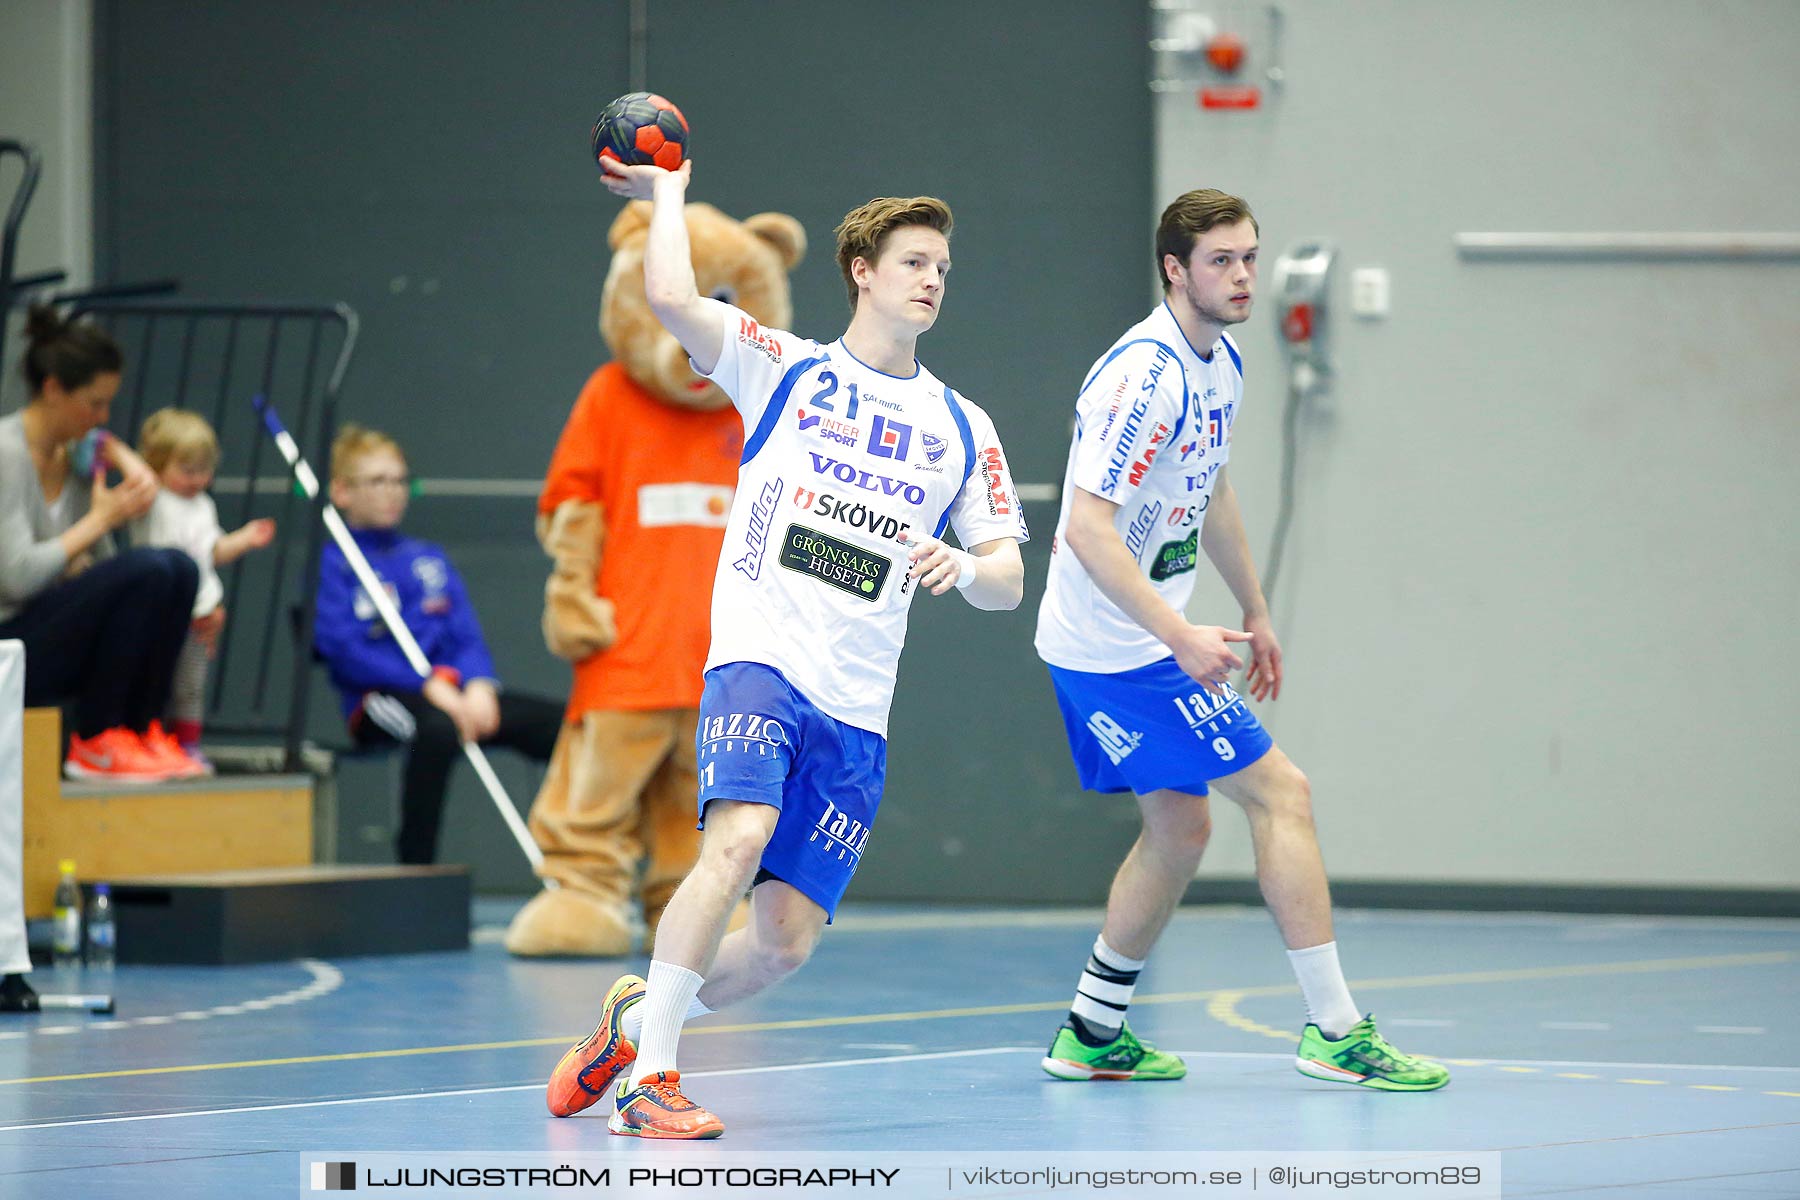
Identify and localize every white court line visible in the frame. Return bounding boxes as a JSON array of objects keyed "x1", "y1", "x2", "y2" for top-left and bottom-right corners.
[
  {"x1": 1542, "y1": 1021, "x2": 1613, "y2": 1031},
  {"x1": 474, "y1": 908, "x2": 1800, "y2": 941},
  {"x1": 7, "y1": 1045, "x2": 1795, "y2": 1136},
  {"x1": 1697, "y1": 1026, "x2": 1767, "y2": 1035},
  {"x1": 1334, "y1": 910, "x2": 1800, "y2": 934},
  {"x1": 0, "y1": 961, "x2": 343, "y2": 1041},
  {"x1": 0, "y1": 1046, "x2": 1033, "y2": 1134},
  {"x1": 1430, "y1": 1056, "x2": 1800, "y2": 1074}
]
